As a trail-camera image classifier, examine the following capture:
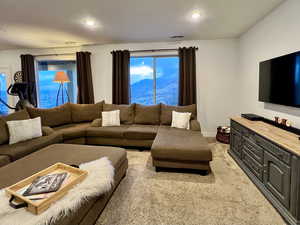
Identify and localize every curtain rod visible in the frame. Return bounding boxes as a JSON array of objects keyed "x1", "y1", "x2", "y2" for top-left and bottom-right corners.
[
  {"x1": 34, "y1": 53, "x2": 76, "y2": 57},
  {"x1": 111, "y1": 47, "x2": 199, "y2": 54}
]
